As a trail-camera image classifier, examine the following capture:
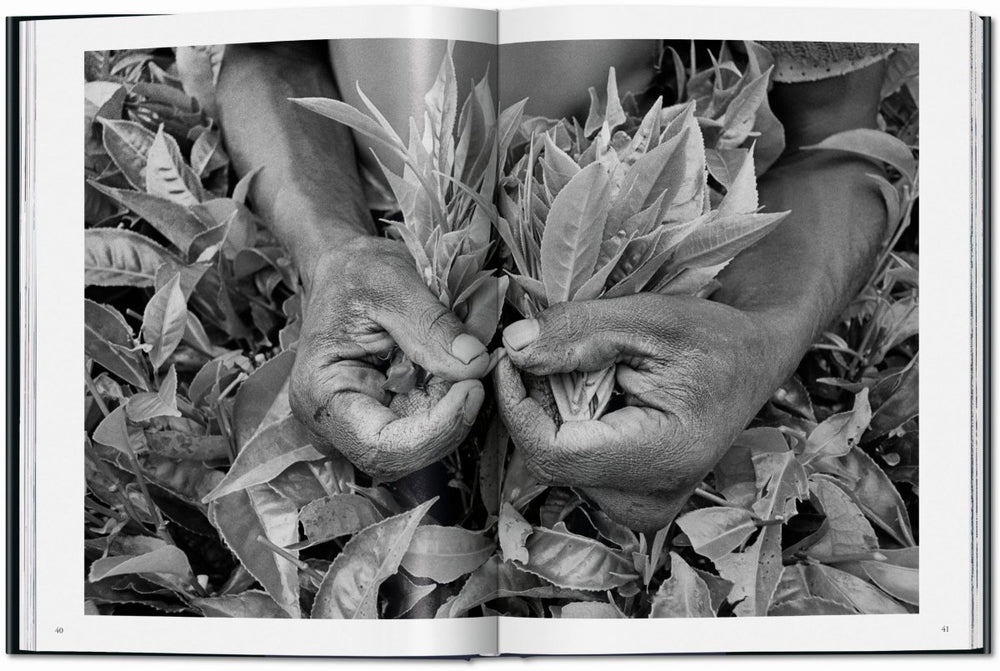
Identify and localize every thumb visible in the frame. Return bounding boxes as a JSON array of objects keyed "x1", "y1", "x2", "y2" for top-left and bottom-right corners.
[
  {"x1": 376, "y1": 281, "x2": 490, "y2": 382},
  {"x1": 502, "y1": 298, "x2": 653, "y2": 375}
]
